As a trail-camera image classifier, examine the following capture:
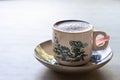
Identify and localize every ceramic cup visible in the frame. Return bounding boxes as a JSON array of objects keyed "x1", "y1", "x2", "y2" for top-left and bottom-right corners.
[{"x1": 52, "y1": 20, "x2": 110, "y2": 66}]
